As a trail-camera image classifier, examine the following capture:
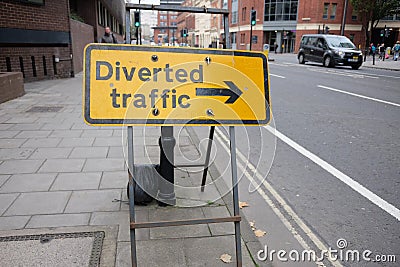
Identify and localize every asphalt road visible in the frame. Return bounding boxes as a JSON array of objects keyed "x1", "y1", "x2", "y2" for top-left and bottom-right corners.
[{"x1": 199, "y1": 55, "x2": 399, "y2": 266}]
